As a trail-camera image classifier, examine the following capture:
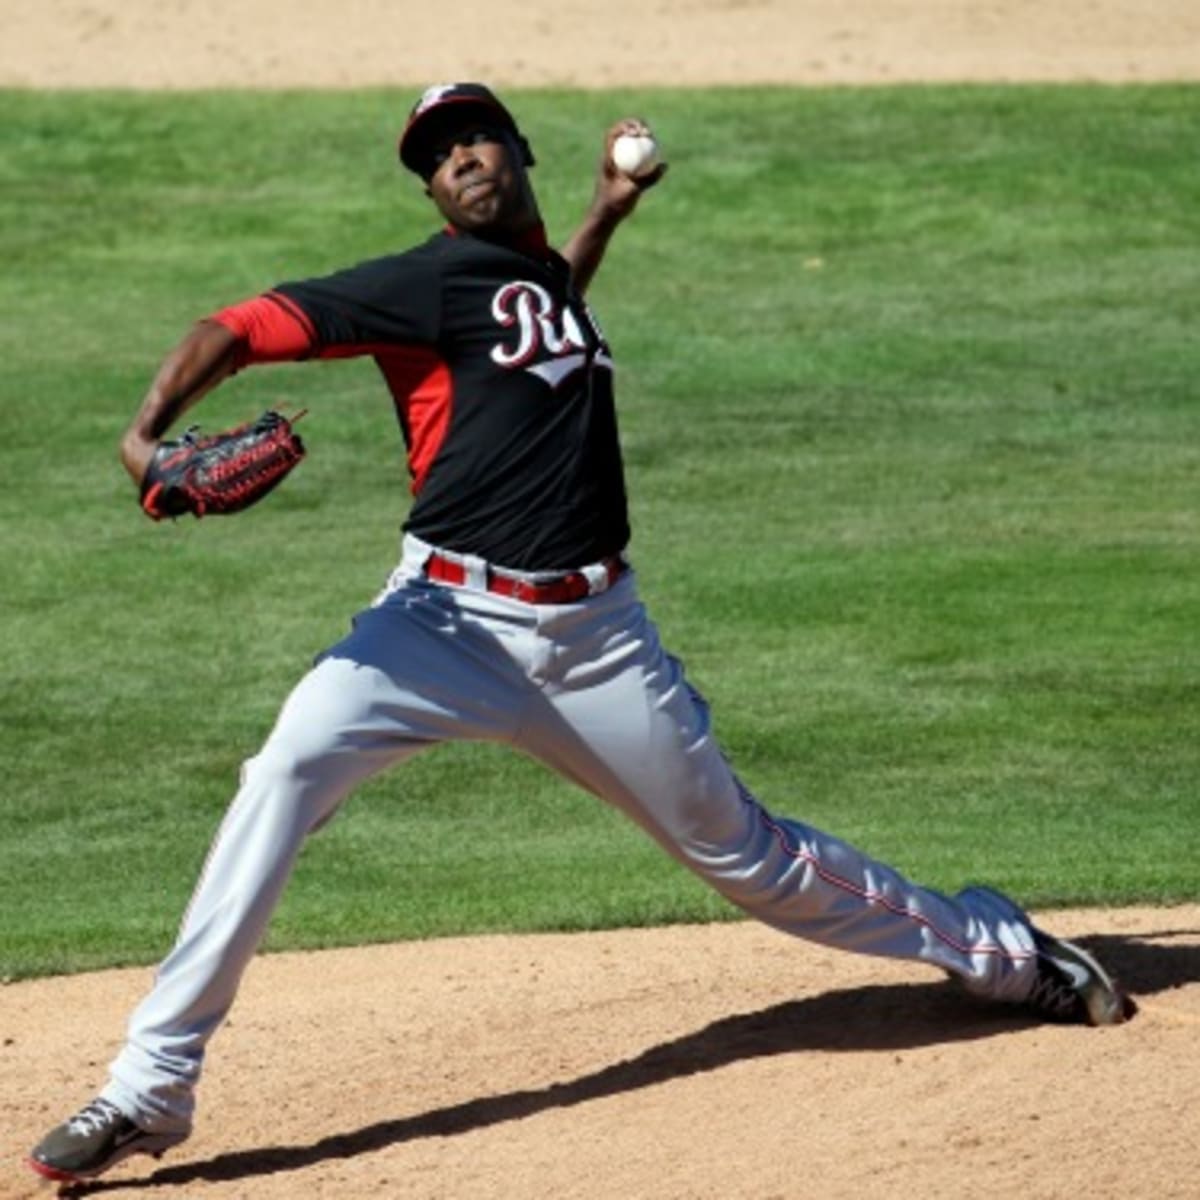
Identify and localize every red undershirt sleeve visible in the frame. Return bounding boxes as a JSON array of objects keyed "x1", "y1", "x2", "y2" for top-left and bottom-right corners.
[{"x1": 209, "y1": 292, "x2": 318, "y2": 368}]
